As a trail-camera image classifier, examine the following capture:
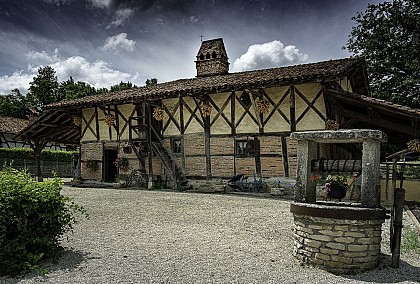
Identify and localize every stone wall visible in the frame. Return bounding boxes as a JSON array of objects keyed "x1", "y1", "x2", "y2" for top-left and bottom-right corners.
[{"x1": 292, "y1": 214, "x2": 384, "y2": 274}]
